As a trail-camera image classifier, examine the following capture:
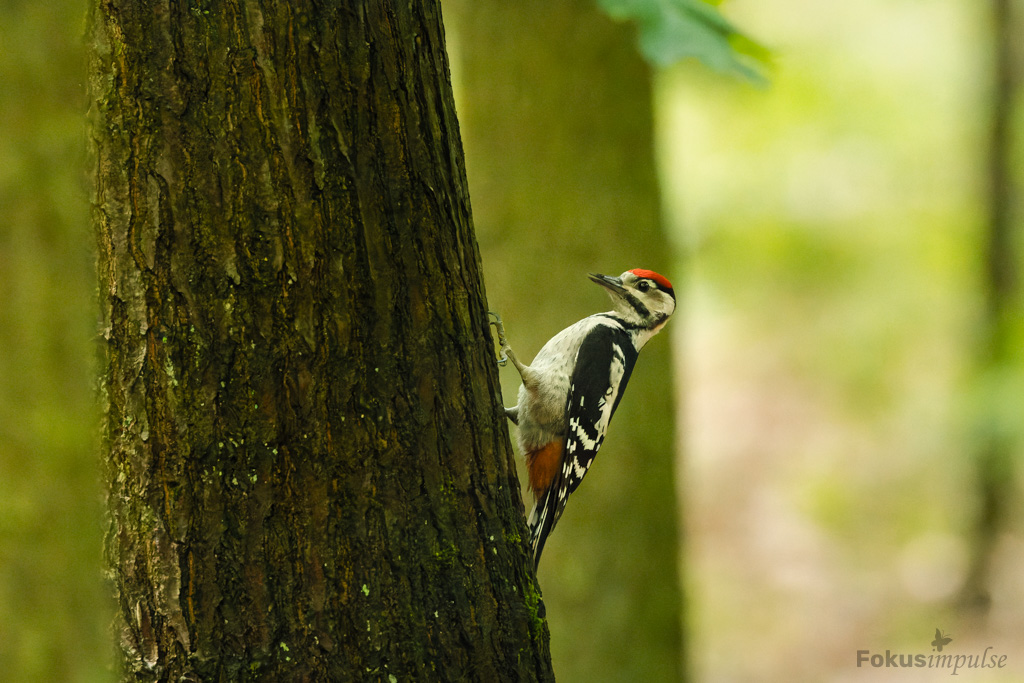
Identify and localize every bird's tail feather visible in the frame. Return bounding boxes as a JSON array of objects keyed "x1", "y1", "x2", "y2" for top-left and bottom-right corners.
[{"x1": 528, "y1": 489, "x2": 559, "y2": 570}]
